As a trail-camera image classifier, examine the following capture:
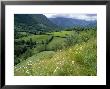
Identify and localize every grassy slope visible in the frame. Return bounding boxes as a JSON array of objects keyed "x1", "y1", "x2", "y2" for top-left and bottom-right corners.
[
  {"x1": 14, "y1": 51, "x2": 55, "y2": 76},
  {"x1": 14, "y1": 36, "x2": 97, "y2": 76}
]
